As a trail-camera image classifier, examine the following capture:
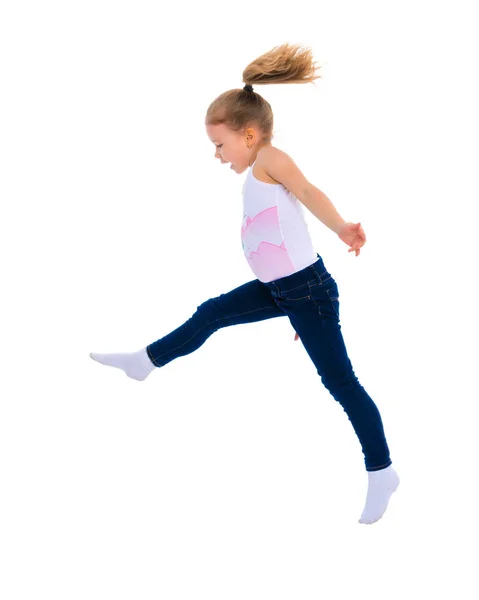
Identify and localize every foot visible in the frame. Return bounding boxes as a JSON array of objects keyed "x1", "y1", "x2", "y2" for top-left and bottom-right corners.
[
  {"x1": 90, "y1": 347, "x2": 156, "y2": 381},
  {"x1": 359, "y1": 465, "x2": 400, "y2": 524}
]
